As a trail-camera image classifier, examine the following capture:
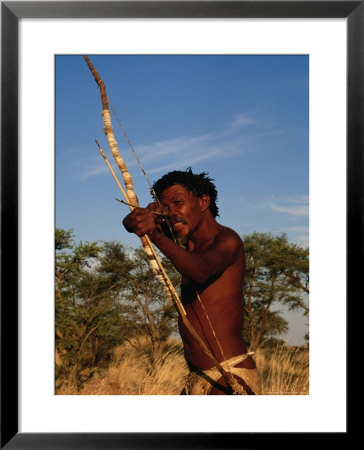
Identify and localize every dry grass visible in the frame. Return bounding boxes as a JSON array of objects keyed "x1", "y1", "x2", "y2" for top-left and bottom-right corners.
[
  {"x1": 255, "y1": 343, "x2": 309, "y2": 395},
  {"x1": 56, "y1": 337, "x2": 309, "y2": 395},
  {"x1": 56, "y1": 336, "x2": 189, "y2": 395}
]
